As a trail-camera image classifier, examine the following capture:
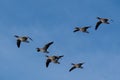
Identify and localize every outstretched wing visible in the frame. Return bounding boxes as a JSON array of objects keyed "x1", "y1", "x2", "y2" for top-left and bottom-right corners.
[
  {"x1": 59, "y1": 55, "x2": 64, "y2": 58},
  {"x1": 17, "y1": 40, "x2": 21, "y2": 48},
  {"x1": 43, "y1": 42, "x2": 54, "y2": 50},
  {"x1": 14, "y1": 35, "x2": 19, "y2": 38},
  {"x1": 57, "y1": 55, "x2": 64, "y2": 59},
  {"x1": 69, "y1": 66, "x2": 76, "y2": 72},
  {"x1": 73, "y1": 30, "x2": 79, "y2": 32},
  {"x1": 28, "y1": 37, "x2": 33, "y2": 41},
  {"x1": 95, "y1": 21, "x2": 102, "y2": 30},
  {"x1": 46, "y1": 59, "x2": 51, "y2": 68},
  {"x1": 73, "y1": 27, "x2": 79, "y2": 32},
  {"x1": 79, "y1": 63, "x2": 84, "y2": 65},
  {"x1": 84, "y1": 26, "x2": 91, "y2": 29}
]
